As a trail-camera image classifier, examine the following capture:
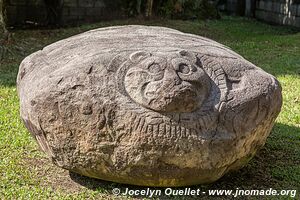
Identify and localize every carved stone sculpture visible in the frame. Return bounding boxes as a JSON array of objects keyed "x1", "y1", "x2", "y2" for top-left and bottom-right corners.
[{"x1": 17, "y1": 26, "x2": 282, "y2": 186}]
